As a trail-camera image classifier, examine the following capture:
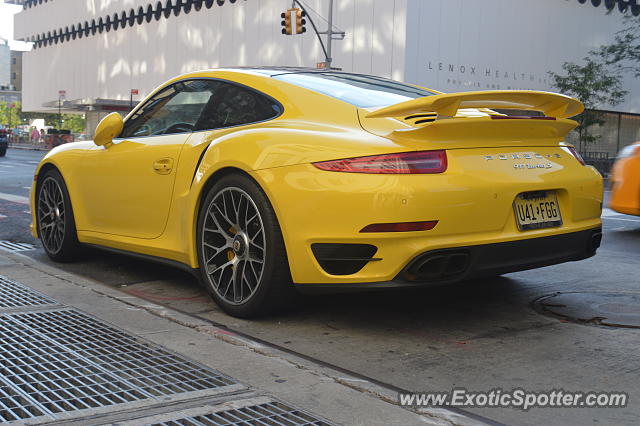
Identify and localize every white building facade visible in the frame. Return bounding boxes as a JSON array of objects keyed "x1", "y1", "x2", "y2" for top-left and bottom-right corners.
[
  {"x1": 0, "y1": 38, "x2": 10, "y2": 88},
  {"x1": 13, "y1": 0, "x2": 640, "y2": 155}
]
